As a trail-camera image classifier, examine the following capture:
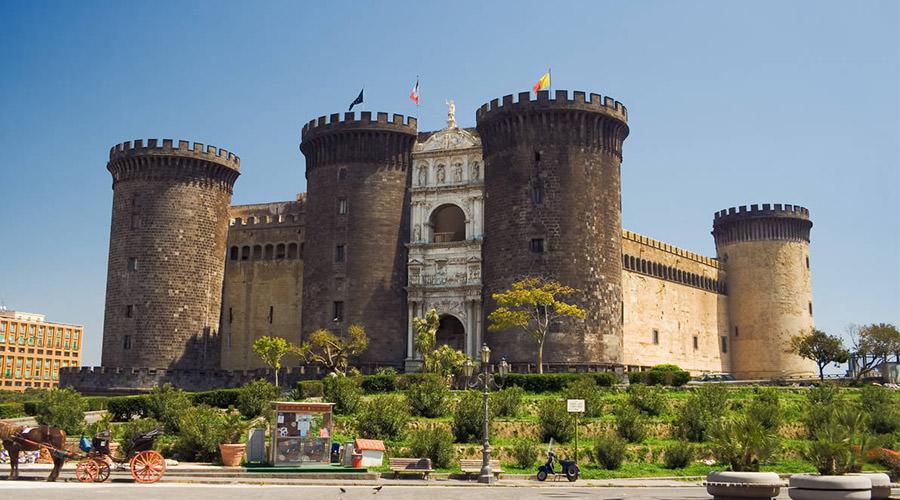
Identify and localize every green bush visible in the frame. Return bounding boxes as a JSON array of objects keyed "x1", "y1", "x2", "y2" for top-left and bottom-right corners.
[
  {"x1": 356, "y1": 394, "x2": 409, "y2": 441},
  {"x1": 452, "y1": 390, "x2": 487, "y2": 443},
  {"x1": 614, "y1": 404, "x2": 647, "y2": 443},
  {"x1": 676, "y1": 385, "x2": 727, "y2": 442},
  {"x1": 504, "y1": 373, "x2": 615, "y2": 393},
  {"x1": 323, "y1": 375, "x2": 363, "y2": 415},
  {"x1": 510, "y1": 439, "x2": 539, "y2": 469},
  {"x1": 236, "y1": 379, "x2": 280, "y2": 419},
  {"x1": 409, "y1": 427, "x2": 455, "y2": 468},
  {"x1": 192, "y1": 389, "x2": 241, "y2": 408},
  {"x1": 119, "y1": 417, "x2": 163, "y2": 458},
  {"x1": 563, "y1": 377, "x2": 603, "y2": 418},
  {"x1": 538, "y1": 399, "x2": 574, "y2": 444},
  {"x1": 147, "y1": 384, "x2": 192, "y2": 433},
  {"x1": 710, "y1": 415, "x2": 780, "y2": 472},
  {"x1": 396, "y1": 373, "x2": 434, "y2": 390},
  {"x1": 406, "y1": 373, "x2": 450, "y2": 418},
  {"x1": 361, "y1": 373, "x2": 396, "y2": 394},
  {"x1": 593, "y1": 433, "x2": 626, "y2": 469},
  {"x1": 0, "y1": 402, "x2": 25, "y2": 419},
  {"x1": 627, "y1": 371, "x2": 648, "y2": 385},
  {"x1": 107, "y1": 395, "x2": 151, "y2": 421},
  {"x1": 175, "y1": 405, "x2": 226, "y2": 462},
  {"x1": 292, "y1": 380, "x2": 324, "y2": 399},
  {"x1": 23, "y1": 400, "x2": 39, "y2": 415},
  {"x1": 860, "y1": 385, "x2": 899, "y2": 435},
  {"x1": 33, "y1": 388, "x2": 86, "y2": 434},
  {"x1": 663, "y1": 441, "x2": 695, "y2": 469},
  {"x1": 491, "y1": 386, "x2": 525, "y2": 417},
  {"x1": 627, "y1": 384, "x2": 667, "y2": 416},
  {"x1": 646, "y1": 364, "x2": 691, "y2": 386},
  {"x1": 747, "y1": 388, "x2": 782, "y2": 431},
  {"x1": 84, "y1": 397, "x2": 109, "y2": 411},
  {"x1": 804, "y1": 384, "x2": 841, "y2": 439}
]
